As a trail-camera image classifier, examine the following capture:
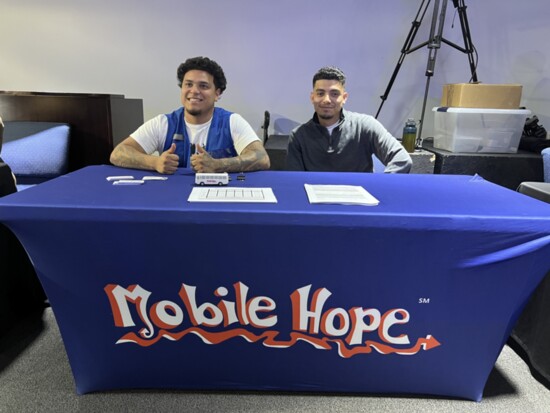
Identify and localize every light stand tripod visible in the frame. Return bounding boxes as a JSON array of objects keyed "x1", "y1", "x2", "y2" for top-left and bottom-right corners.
[{"x1": 375, "y1": 0, "x2": 478, "y2": 147}]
